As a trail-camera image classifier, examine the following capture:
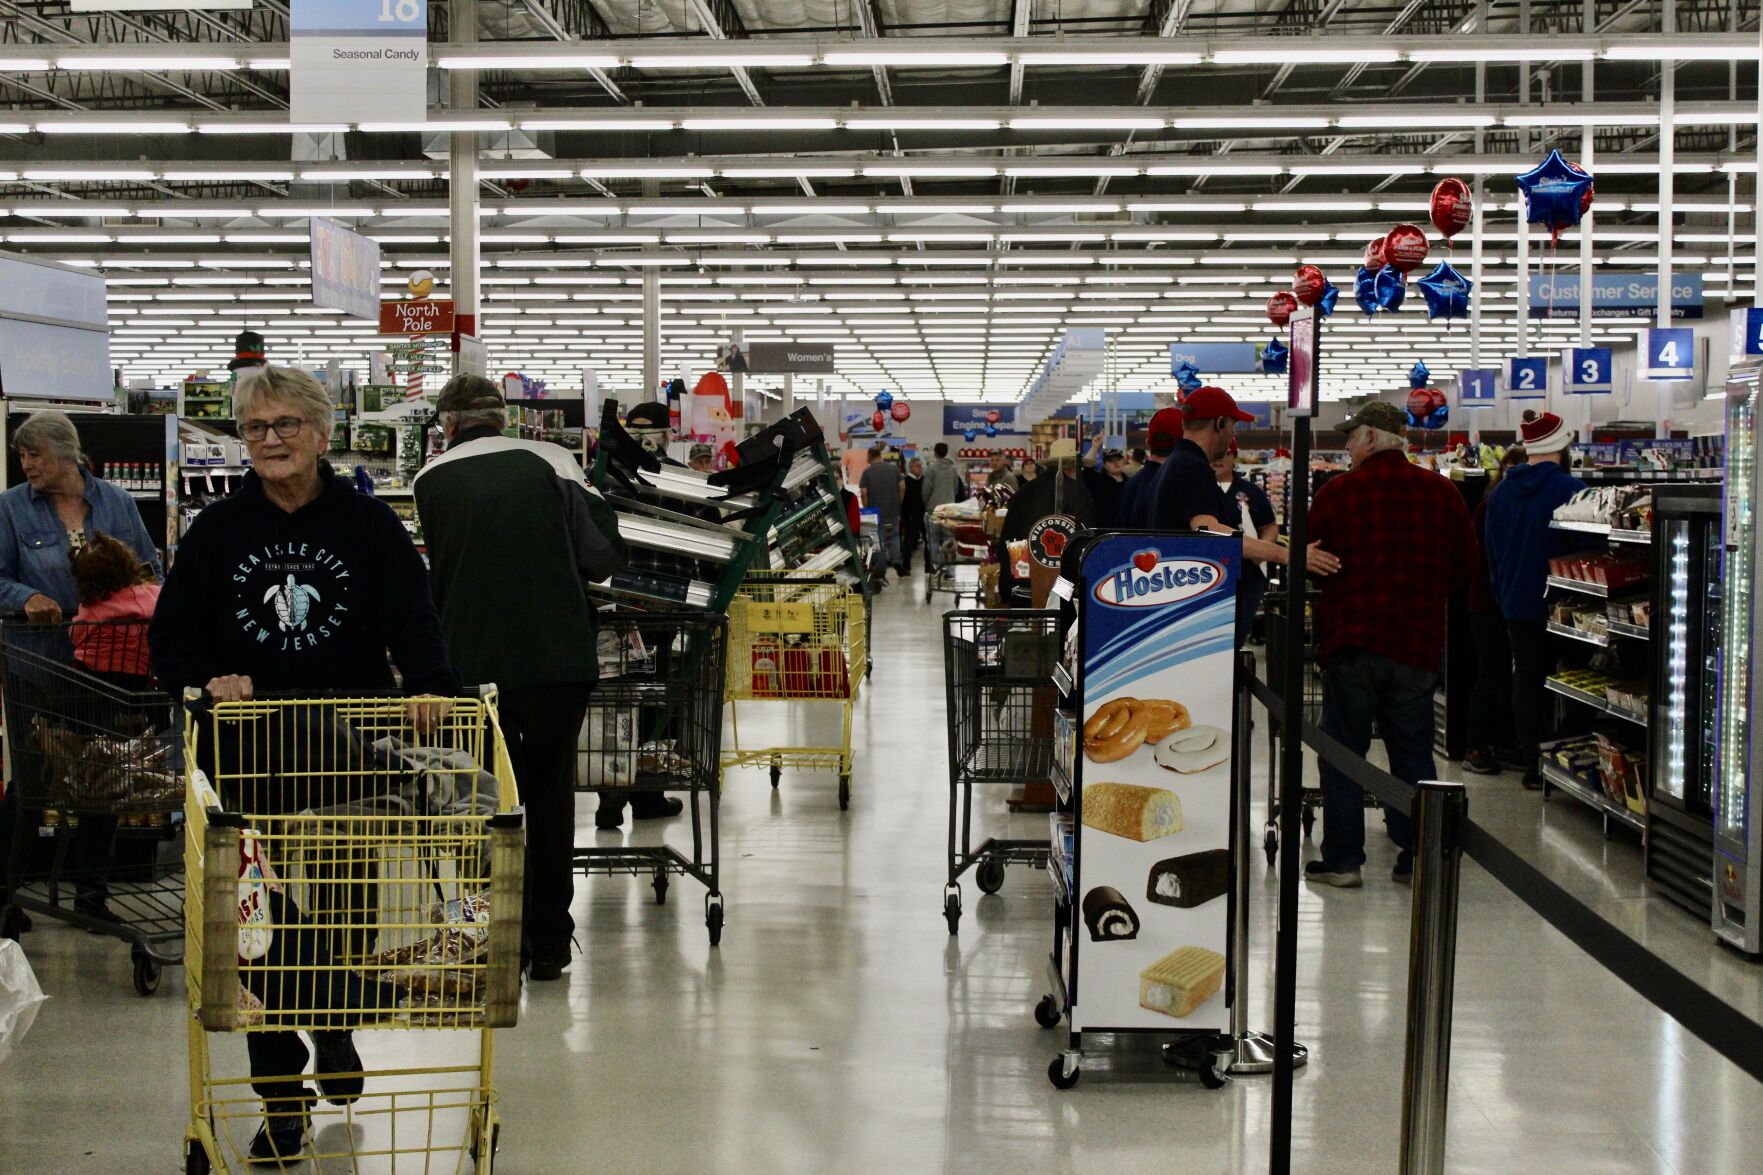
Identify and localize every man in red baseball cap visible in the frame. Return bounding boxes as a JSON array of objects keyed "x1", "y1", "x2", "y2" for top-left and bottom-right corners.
[{"x1": 1119, "y1": 404, "x2": 1183, "y2": 527}]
